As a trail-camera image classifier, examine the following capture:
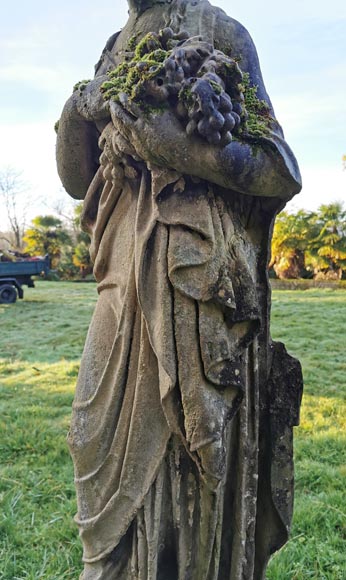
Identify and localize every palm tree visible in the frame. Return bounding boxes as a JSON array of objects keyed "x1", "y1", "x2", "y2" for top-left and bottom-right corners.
[
  {"x1": 308, "y1": 203, "x2": 346, "y2": 279},
  {"x1": 270, "y1": 209, "x2": 315, "y2": 278},
  {"x1": 23, "y1": 216, "x2": 71, "y2": 268}
]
